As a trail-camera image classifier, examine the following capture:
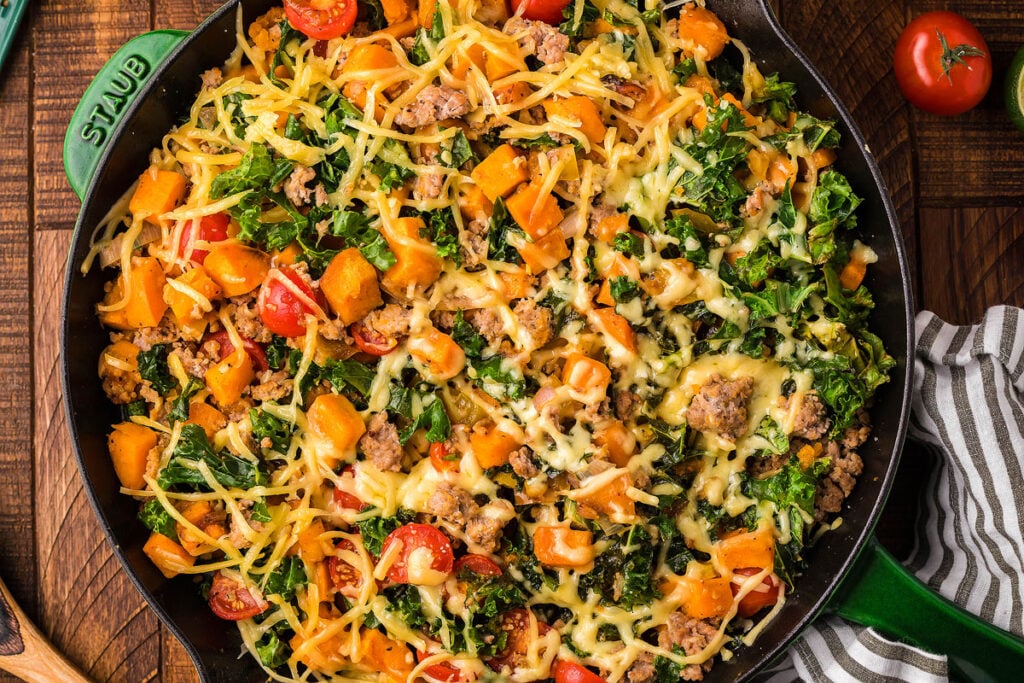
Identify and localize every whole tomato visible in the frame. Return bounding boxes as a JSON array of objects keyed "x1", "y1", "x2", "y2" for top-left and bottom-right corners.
[{"x1": 894, "y1": 11, "x2": 991, "y2": 116}]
